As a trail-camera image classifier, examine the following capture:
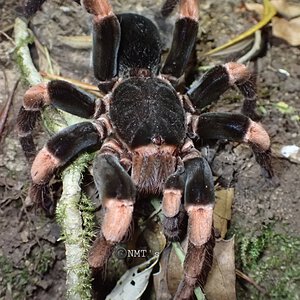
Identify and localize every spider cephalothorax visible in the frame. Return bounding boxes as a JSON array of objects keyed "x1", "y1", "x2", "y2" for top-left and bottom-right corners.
[{"x1": 18, "y1": 0, "x2": 273, "y2": 298}]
